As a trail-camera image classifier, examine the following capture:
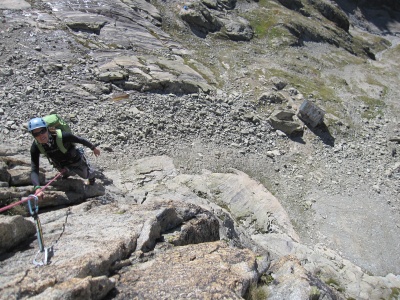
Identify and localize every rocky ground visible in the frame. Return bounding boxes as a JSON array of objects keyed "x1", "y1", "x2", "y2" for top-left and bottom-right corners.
[{"x1": 1, "y1": 0, "x2": 400, "y2": 298}]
